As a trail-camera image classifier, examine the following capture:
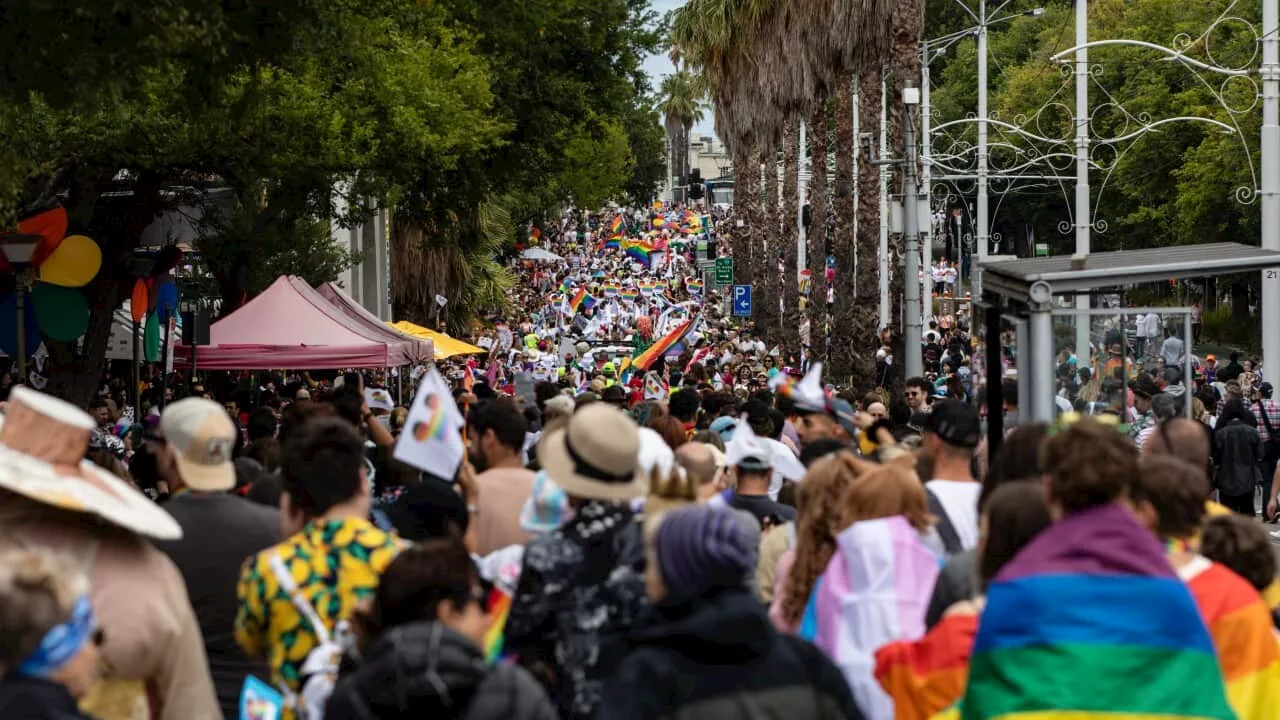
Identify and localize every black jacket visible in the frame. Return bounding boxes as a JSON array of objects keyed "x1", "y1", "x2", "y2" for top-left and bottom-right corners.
[
  {"x1": 0, "y1": 675, "x2": 97, "y2": 720},
  {"x1": 601, "y1": 587, "x2": 864, "y2": 720},
  {"x1": 1213, "y1": 419, "x2": 1262, "y2": 497},
  {"x1": 325, "y1": 622, "x2": 555, "y2": 720}
]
